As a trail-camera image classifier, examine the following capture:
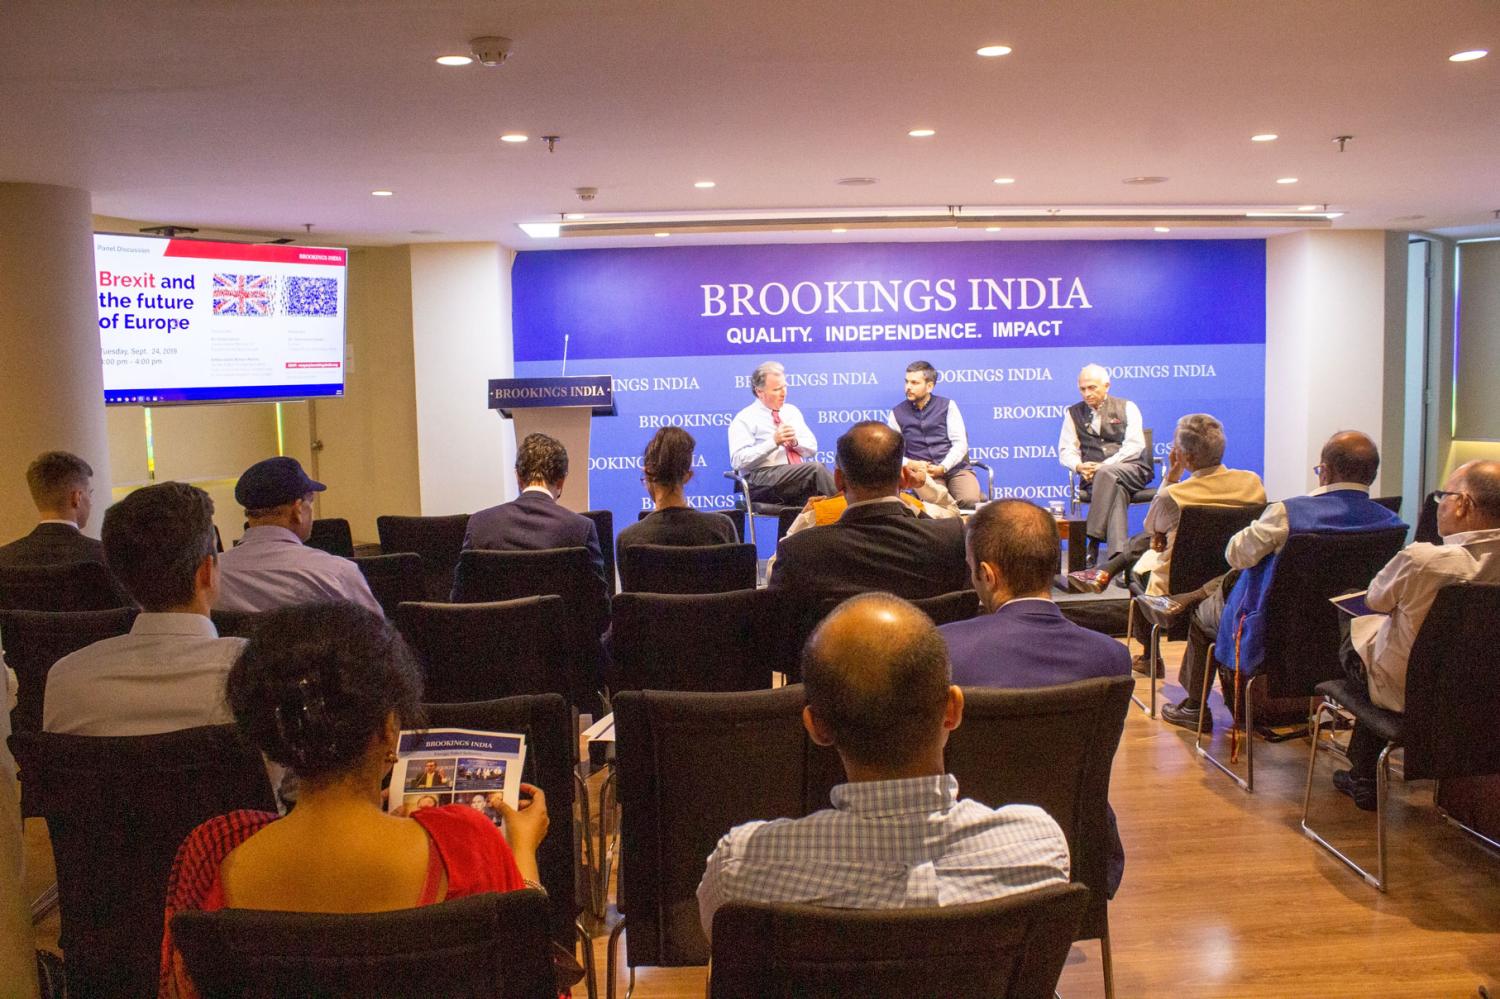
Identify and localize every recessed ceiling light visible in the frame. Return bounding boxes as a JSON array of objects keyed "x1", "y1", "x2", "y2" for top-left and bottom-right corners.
[
  {"x1": 563, "y1": 213, "x2": 586, "y2": 220},
  {"x1": 908, "y1": 128, "x2": 936, "y2": 138},
  {"x1": 831, "y1": 228, "x2": 848, "y2": 233},
  {"x1": 993, "y1": 177, "x2": 1016, "y2": 185},
  {"x1": 1276, "y1": 177, "x2": 1299, "y2": 184},
  {"x1": 694, "y1": 180, "x2": 716, "y2": 189},
  {"x1": 1123, "y1": 176, "x2": 1168, "y2": 185},
  {"x1": 500, "y1": 133, "x2": 528, "y2": 143},
  {"x1": 837, "y1": 177, "x2": 878, "y2": 186},
  {"x1": 1154, "y1": 226, "x2": 1171, "y2": 233},
  {"x1": 518, "y1": 222, "x2": 561, "y2": 238},
  {"x1": 1325, "y1": 212, "x2": 1345, "y2": 219},
  {"x1": 976, "y1": 45, "x2": 1012, "y2": 57},
  {"x1": 435, "y1": 54, "x2": 473, "y2": 66},
  {"x1": 1251, "y1": 133, "x2": 1278, "y2": 142},
  {"x1": 1297, "y1": 204, "x2": 1319, "y2": 211},
  {"x1": 370, "y1": 190, "x2": 394, "y2": 197},
  {"x1": 1449, "y1": 49, "x2": 1488, "y2": 62},
  {"x1": 985, "y1": 227, "x2": 1002, "y2": 232},
  {"x1": 654, "y1": 232, "x2": 670, "y2": 238}
]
